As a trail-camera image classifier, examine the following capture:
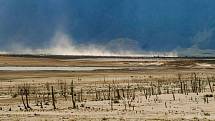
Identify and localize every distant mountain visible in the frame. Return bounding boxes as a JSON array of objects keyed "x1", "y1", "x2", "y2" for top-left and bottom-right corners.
[{"x1": 0, "y1": 0, "x2": 215, "y2": 56}]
